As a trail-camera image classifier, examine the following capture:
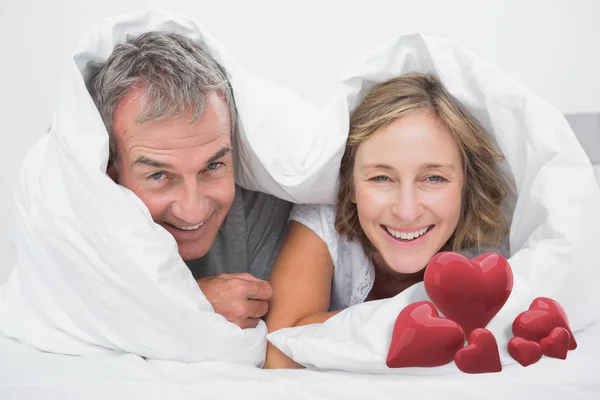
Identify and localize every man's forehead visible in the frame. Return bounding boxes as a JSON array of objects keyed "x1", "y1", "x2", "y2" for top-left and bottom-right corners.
[
  {"x1": 113, "y1": 90, "x2": 231, "y2": 141},
  {"x1": 113, "y1": 86, "x2": 230, "y2": 129}
]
